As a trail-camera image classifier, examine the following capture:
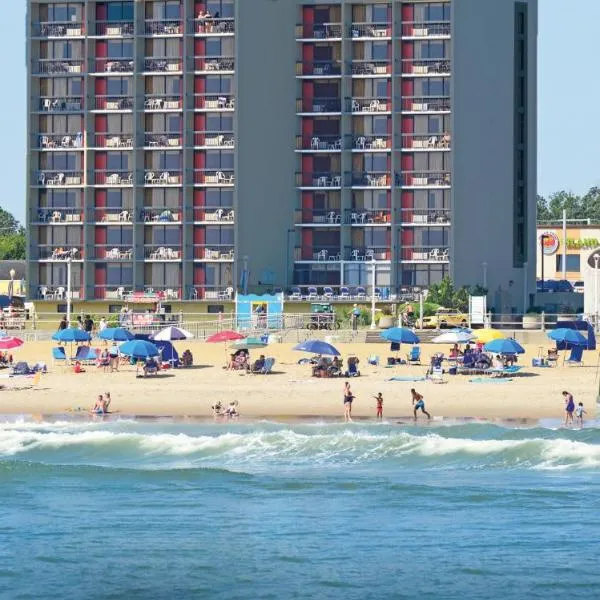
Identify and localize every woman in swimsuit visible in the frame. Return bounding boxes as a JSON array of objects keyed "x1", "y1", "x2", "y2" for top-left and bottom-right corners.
[
  {"x1": 562, "y1": 391, "x2": 575, "y2": 426},
  {"x1": 343, "y1": 381, "x2": 354, "y2": 422}
]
